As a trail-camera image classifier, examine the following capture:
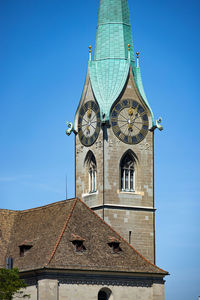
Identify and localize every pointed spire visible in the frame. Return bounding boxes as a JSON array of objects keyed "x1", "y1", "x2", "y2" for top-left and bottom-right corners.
[
  {"x1": 88, "y1": 0, "x2": 154, "y2": 124},
  {"x1": 94, "y1": 0, "x2": 135, "y2": 62}
]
